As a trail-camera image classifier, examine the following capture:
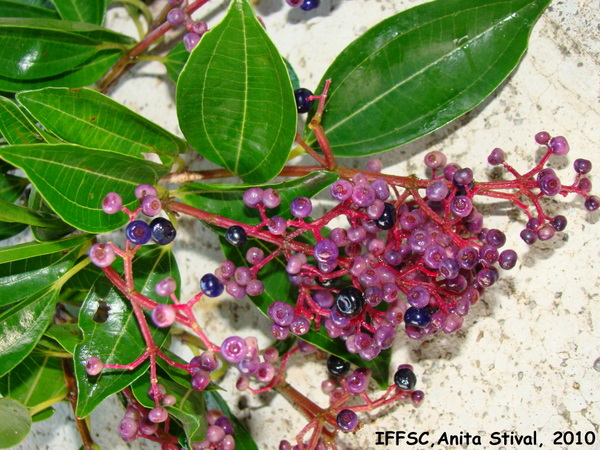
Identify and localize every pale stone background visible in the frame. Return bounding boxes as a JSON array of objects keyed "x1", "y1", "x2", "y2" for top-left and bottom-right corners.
[{"x1": 14, "y1": 0, "x2": 599, "y2": 449}]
